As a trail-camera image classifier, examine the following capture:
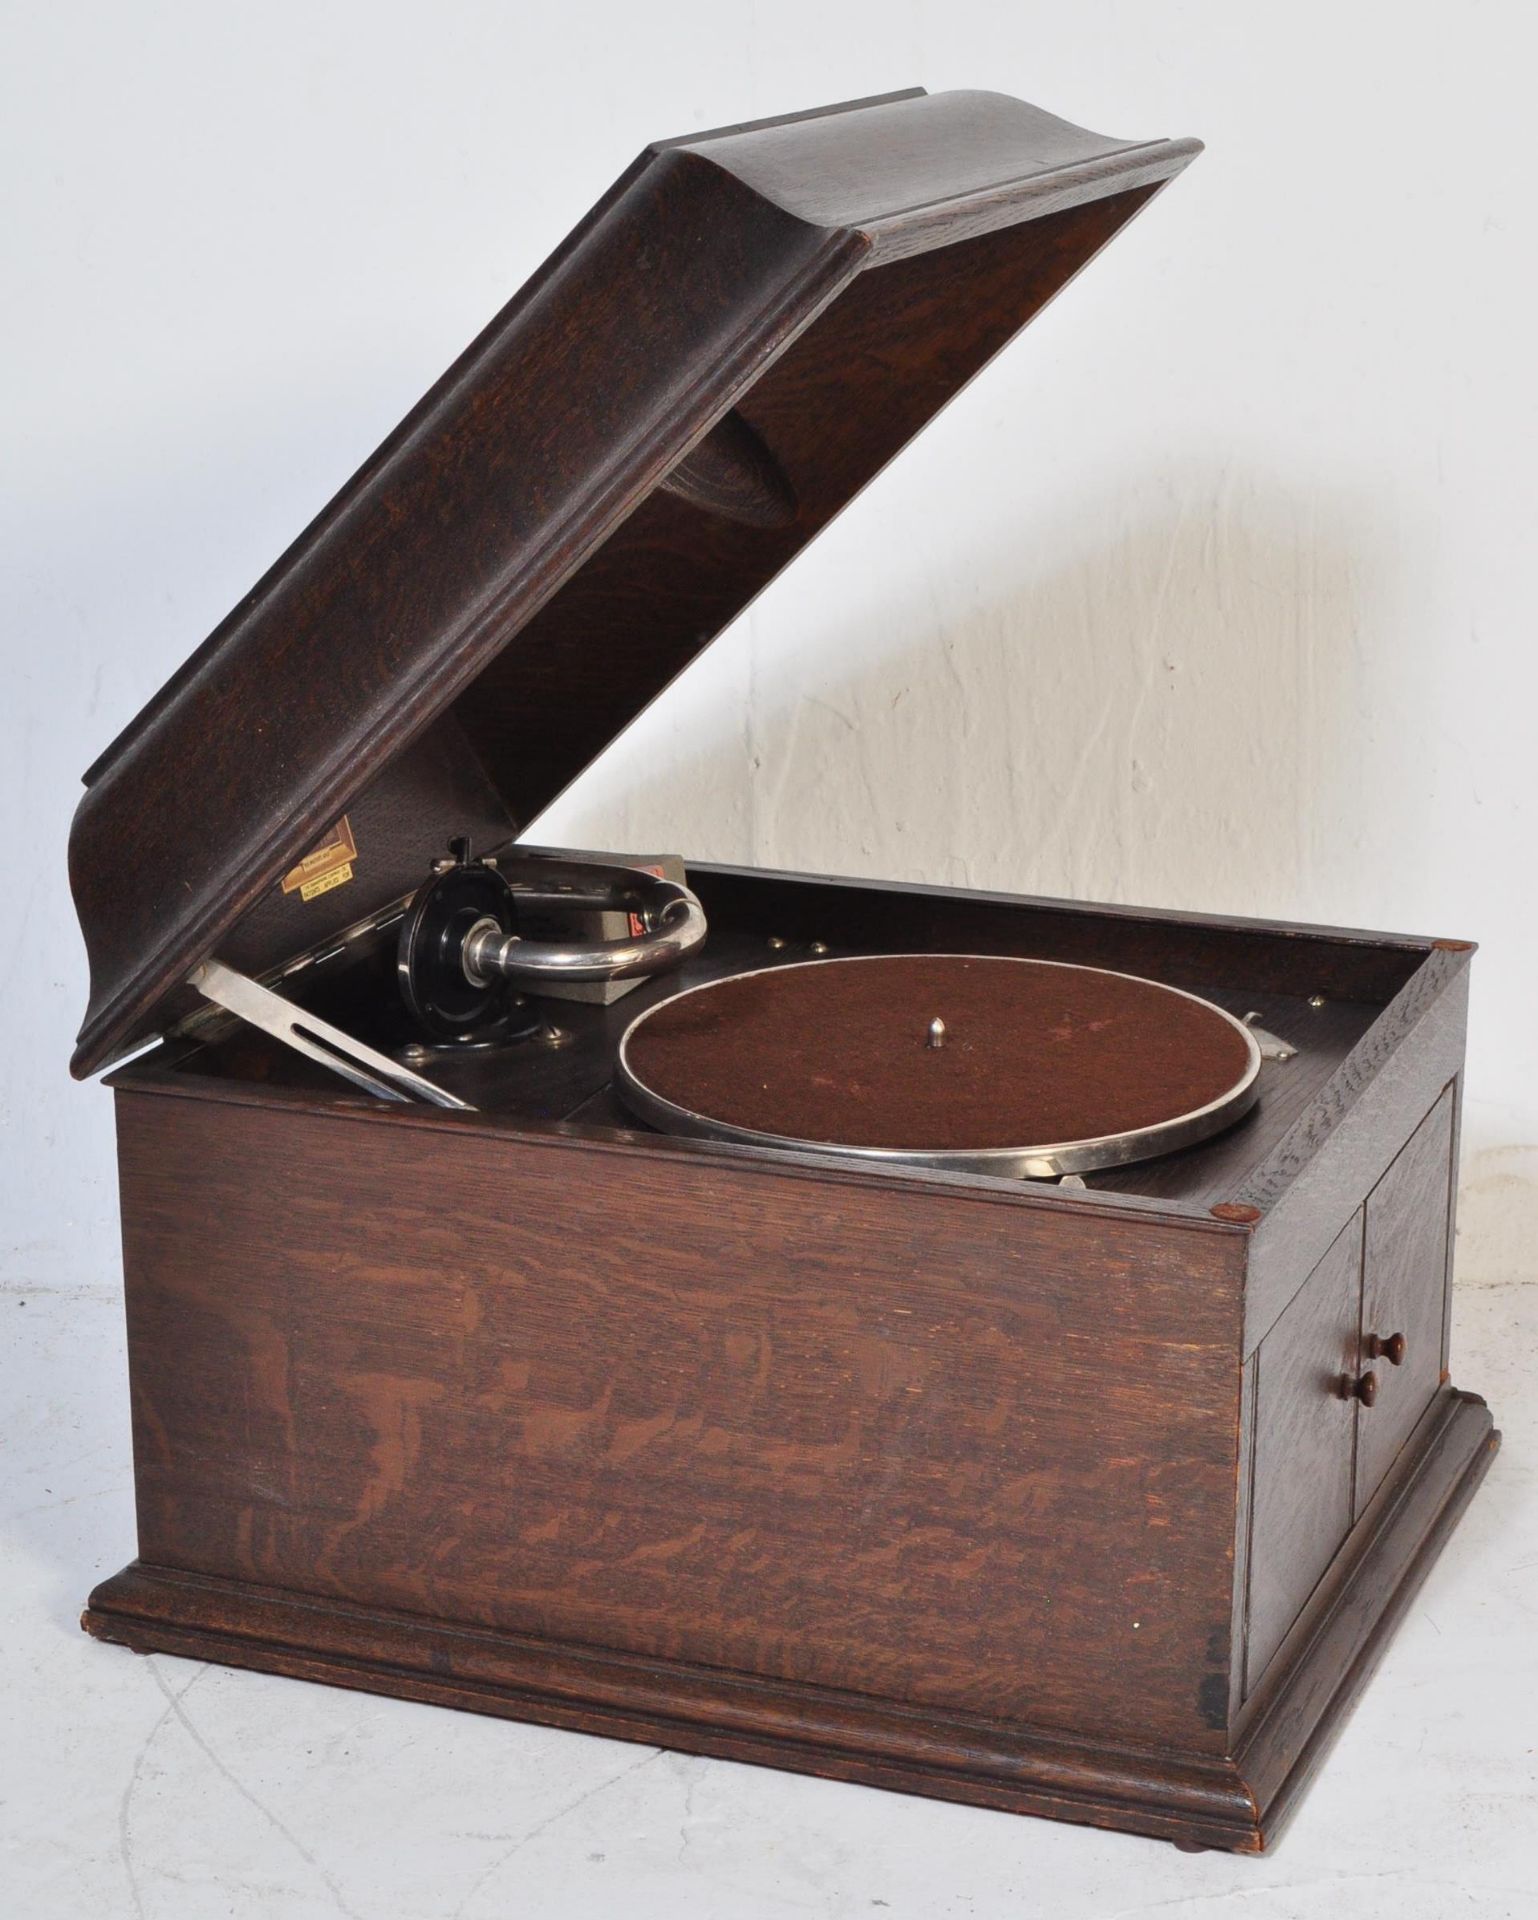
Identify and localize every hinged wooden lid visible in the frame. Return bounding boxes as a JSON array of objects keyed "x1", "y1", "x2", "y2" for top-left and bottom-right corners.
[{"x1": 69, "y1": 86, "x2": 1199, "y2": 1076}]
